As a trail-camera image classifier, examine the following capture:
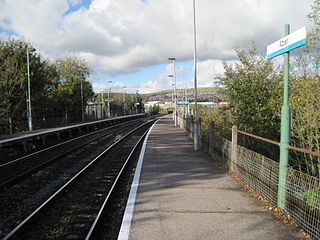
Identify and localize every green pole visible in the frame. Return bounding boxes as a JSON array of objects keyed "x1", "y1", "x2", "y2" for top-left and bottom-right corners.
[{"x1": 277, "y1": 24, "x2": 290, "y2": 210}]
